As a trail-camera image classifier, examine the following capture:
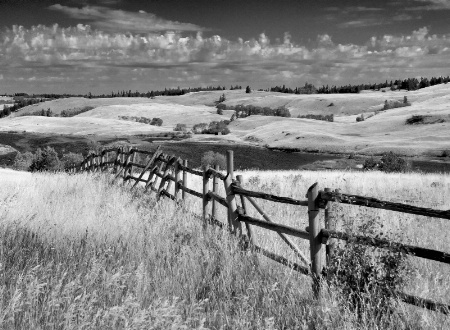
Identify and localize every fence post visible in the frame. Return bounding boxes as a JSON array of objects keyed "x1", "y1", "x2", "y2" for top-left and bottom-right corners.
[
  {"x1": 203, "y1": 165, "x2": 210, "y2": 229},
  {"x1": 324, "y1": 187, "x2": 335, "y2": 267},
  {"x1": 307, "y1": 182, "x2": 322, "y2": 298},
  {"x1": 225, "y1": 150, "x2": 241, "y2": 235},
  {"x1": 182, "y1": 159, "x2": 188, "y2": 200},
  {"x1": 236, "y1": 175, "x2": 254, "y2": 245},
  {"x1": 128, "y1": 149, "x2": 136, "y2": 178},
  {"x1": 174, "y1": 160, "x2": 181, "y2": 200},
  {"x1": 211, "y1": 165, "x2": 219, "y2": 219}
]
